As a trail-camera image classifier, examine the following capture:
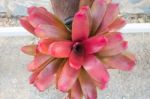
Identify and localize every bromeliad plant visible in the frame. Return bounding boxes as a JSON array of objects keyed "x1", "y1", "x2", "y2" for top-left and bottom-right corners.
[{"x1": 20, "y1": 0, "x2": 136, "y2": 98}]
